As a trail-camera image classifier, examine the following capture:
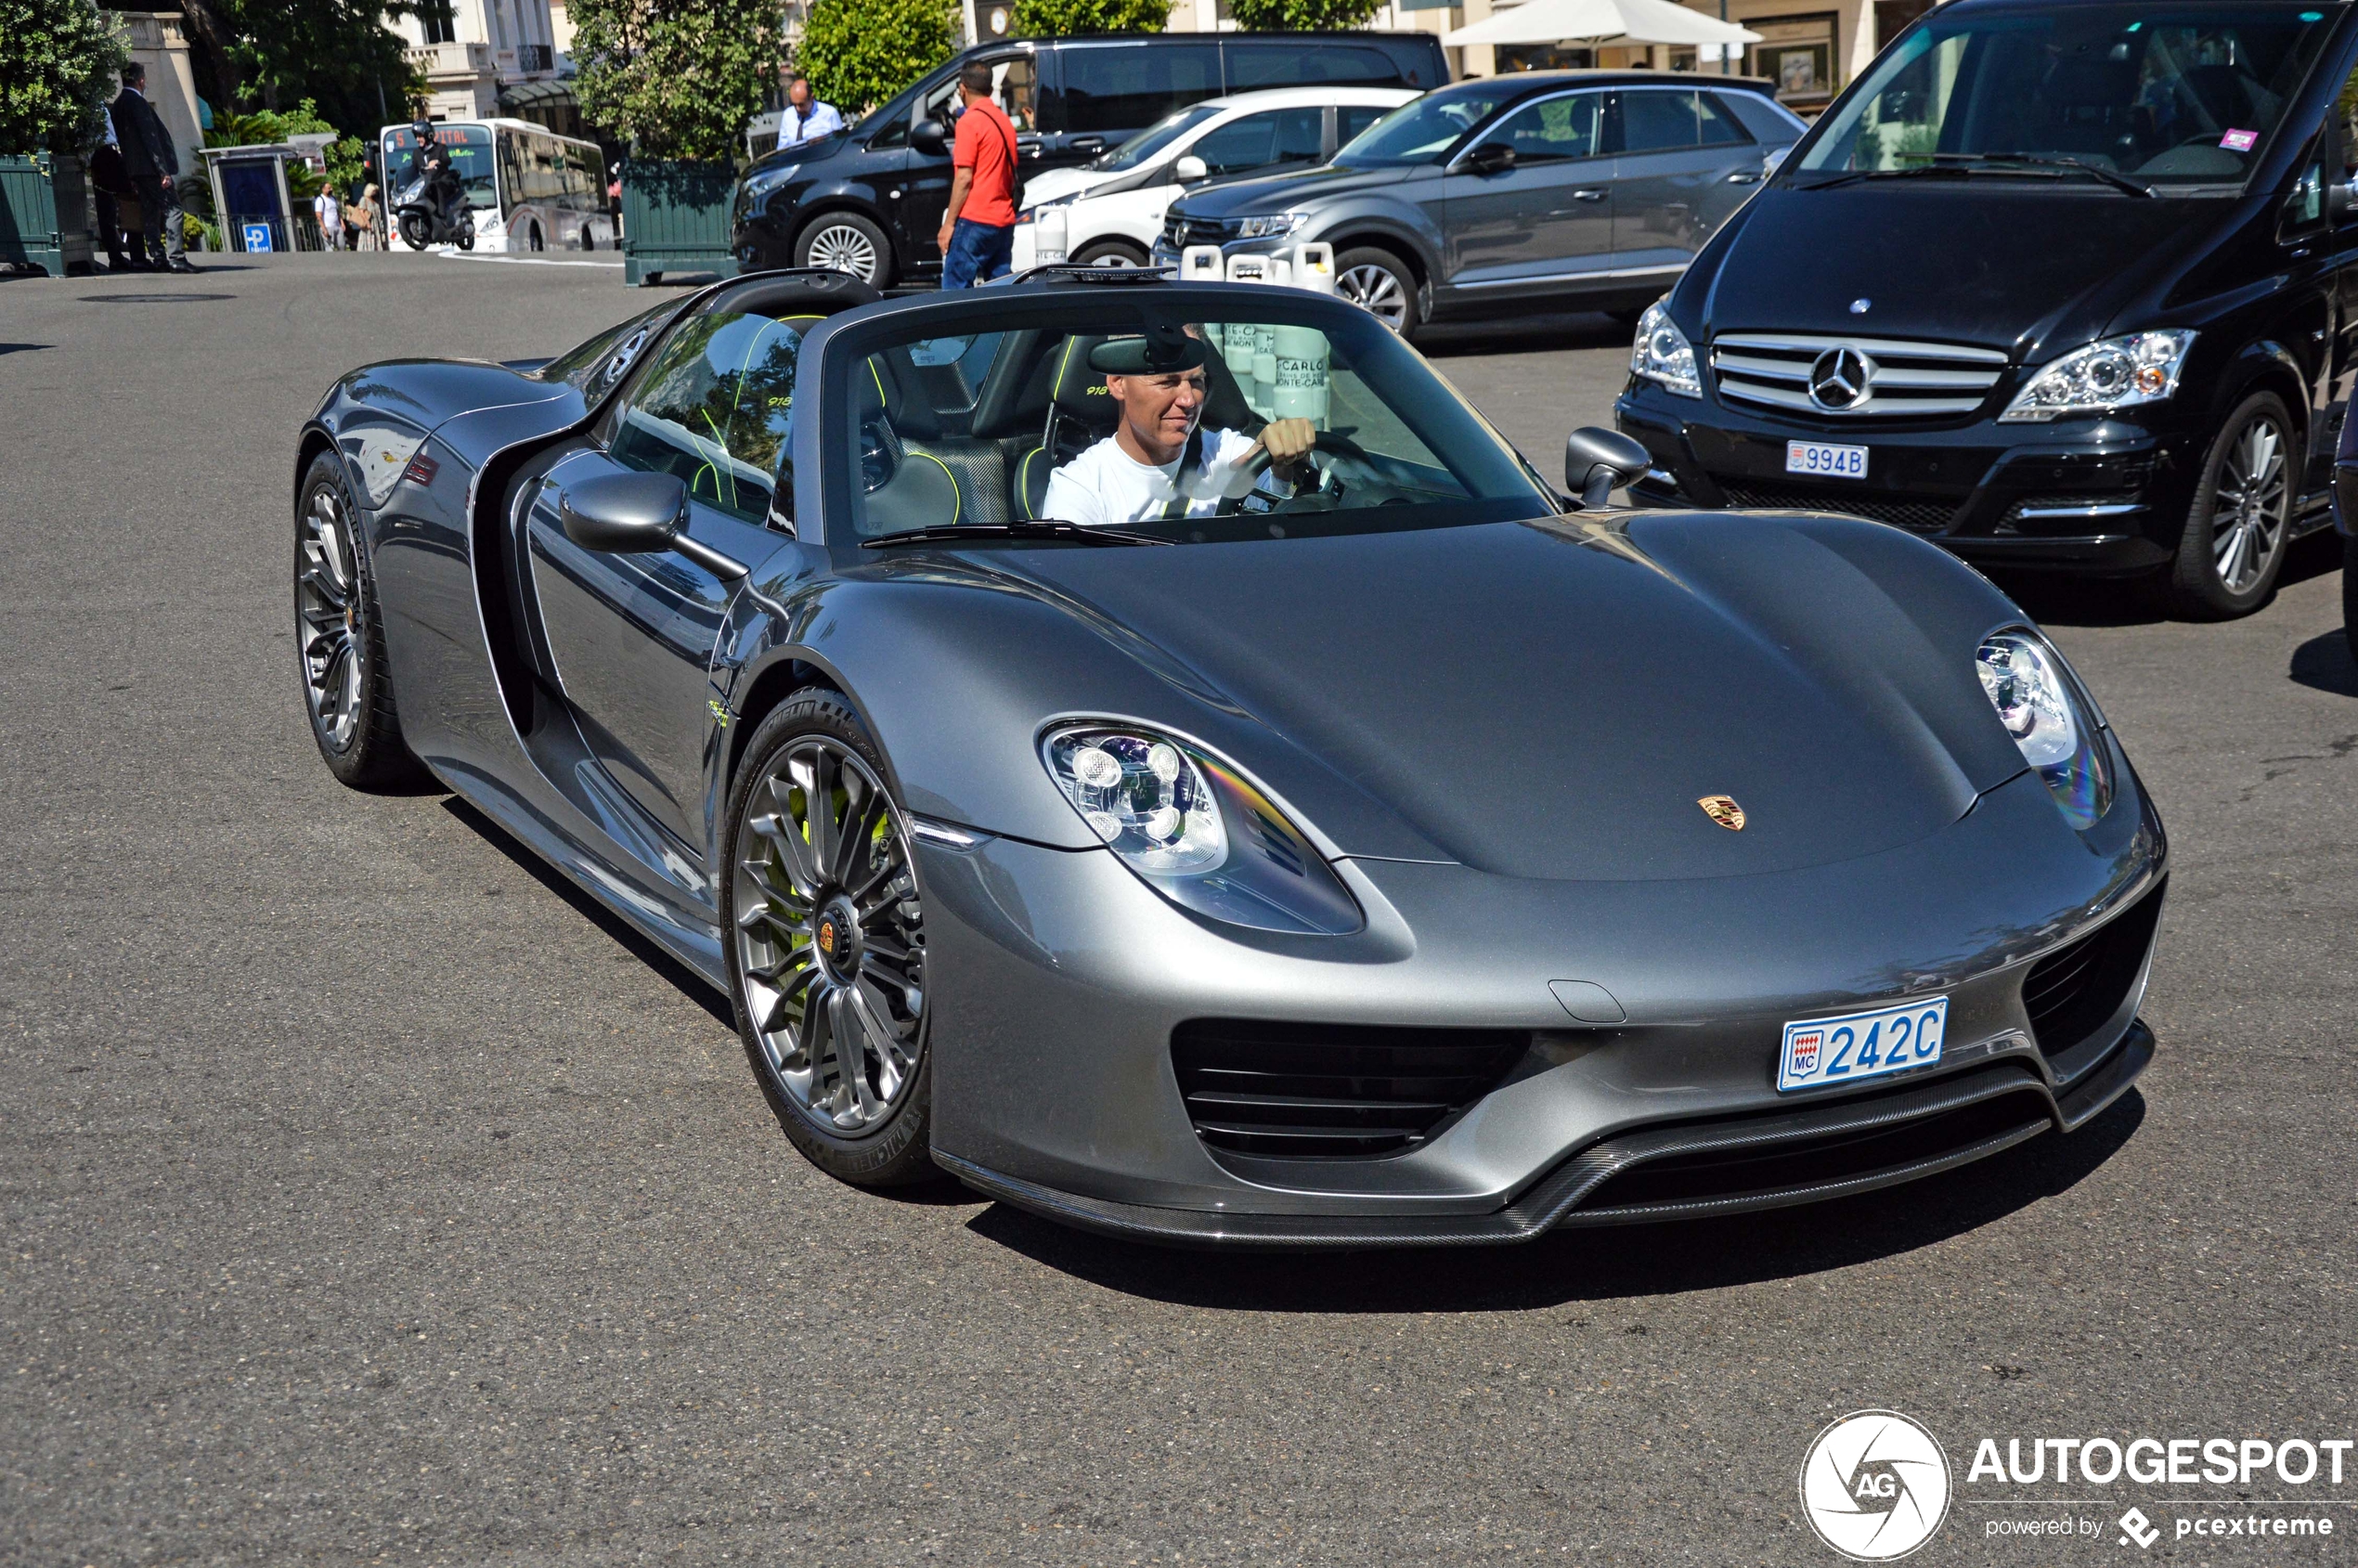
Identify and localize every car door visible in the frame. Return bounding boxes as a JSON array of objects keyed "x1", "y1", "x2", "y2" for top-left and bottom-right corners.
[
  {"x1": 521, "y1": 305, "x2": 803, "y2": 846},
  {"x1": 1442, "y1": 91, "x2": 1613, "y2": 292},
  {"x1": 1608, "y1": 87, "x2": 1760, "y2": 278},
  {"x1": 894, "y1": 51, "x2": 1043, "y2": 269},
  {"x1": 2313, "y1": 44, "x2": 2358, "y2": 493}
]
